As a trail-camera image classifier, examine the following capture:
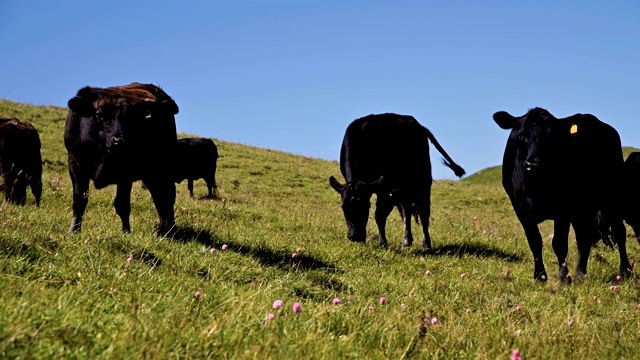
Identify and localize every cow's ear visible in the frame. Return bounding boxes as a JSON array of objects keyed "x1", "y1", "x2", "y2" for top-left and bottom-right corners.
[
  {"x1": 329, "y1": 176, "x2": 345, "y2": 193},
  {"x1": 493, "y1": 111, "x2": 518, "y2": 129},
  {"x1": 68, "y1": 97, "x2": 96, "y2": 117}
]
